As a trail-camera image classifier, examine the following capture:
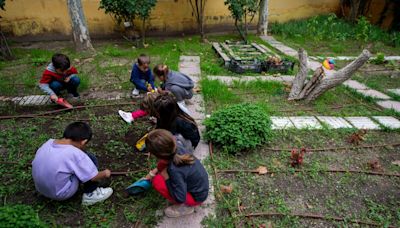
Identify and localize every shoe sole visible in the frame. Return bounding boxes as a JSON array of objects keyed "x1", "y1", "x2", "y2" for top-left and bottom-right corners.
[
  {"x1": 118, "y1": 111, "x2": 132, "y2": 124},
  {"x1": 82, "y1": 190, "x2": 113, "y2": 206}
]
